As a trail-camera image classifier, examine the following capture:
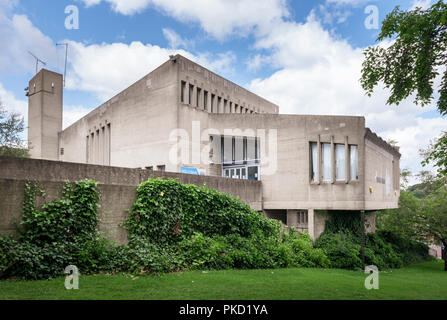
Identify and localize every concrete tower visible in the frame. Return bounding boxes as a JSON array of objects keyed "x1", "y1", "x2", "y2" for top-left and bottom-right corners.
[{"x1": 27, "y1": 69, "x2": 63, "y2": 160}]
